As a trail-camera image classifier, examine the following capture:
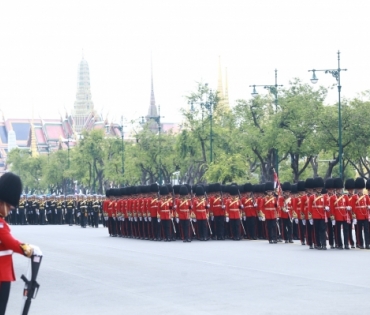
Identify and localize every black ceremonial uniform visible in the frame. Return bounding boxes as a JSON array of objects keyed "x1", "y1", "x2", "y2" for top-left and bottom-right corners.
[
  {"x1": 39, "y1": 199, "x2": 47, "y2": 225},
  {"x1": 18, "y1": 198, "x2": 27, "y2": 225},
  {"x1": 92, "y1": 199, "x2": 100, "y2": 228}
]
